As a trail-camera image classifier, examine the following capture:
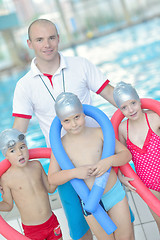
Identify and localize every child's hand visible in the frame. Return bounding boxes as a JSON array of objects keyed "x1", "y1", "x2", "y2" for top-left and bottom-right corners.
[
  {"x1": 75, "y1": 166, "x2": 95, "y2": 179},
  {"x1": 91, "y1": 159, "x2": 111, "y2": 178},
  {"x1": 118, "y1": 169, "x2": 136, "y2": 192}
]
